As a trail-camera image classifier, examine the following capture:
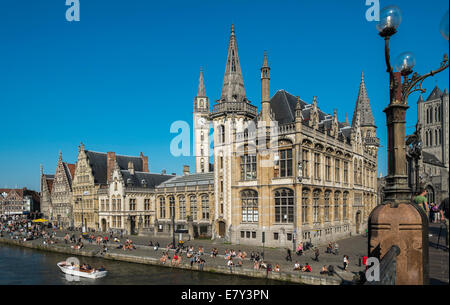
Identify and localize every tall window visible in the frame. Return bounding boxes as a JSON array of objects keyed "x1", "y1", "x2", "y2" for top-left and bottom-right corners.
[
  {"x1": 144, "y1": 215, "x2": 150, "y2": 228},
  {"x1": 112, "y1": 199, "x2": 116, "y2": 211},
  {"x1": 275, "y1": 189, "x2": 294, "y2": 223},
  {"x1": 219, "y1": 125, "x2": 225, "y2": 143},
  {"x1": 201, "y1": 195, "x2": 210, "y2": 219},
  {"x1": 334, "y1": 192, "x2": 340, "y2": 221},
  {"x1": 313, "y1": 190, "x2": 320, "y2": 223},
  {"x1": 325, "y1": 156, "x2": 331, "y2": 181},
  {"x1": 190, "y1": 196, "x2": 197, "y2": 221},
  {"x1": 335, "y1": 159, "x2": 340, "y2": 182},
  {"x1": 179, "y1": 196, "x2": 186, "y2": 220},
  {"x1": 241, "y1": 153, "x2": 257, "y2": 180},
  {"x1": 344, "y1": 161, "x2": 349, "y2": 183},
  {"x1": 169, "y1": 196, "x2": 175, "y2": 218},
  {"x1": 117, "y1": 199, "x2": 121, "y2": 211},
  {"x1": 324, "y1": 191, "x2": 331, "y2": 222},
  {"x1": 159, "y1": 197, "x2": 166, "y2": 219},
  {"x1": 354, "y1": 160, "x2": 358, "y2": 185},
  {"x1": 129, "y1": 199, "x2": 136, "y2": 211},
  {"x1": 343, "y1": 192, "x2": 348, "y2": 220},
  {"x1": 314, "y1": 153, "x2": 321, "y2": 180},
  {"x1": 144, "y1": 199, "x2": 150, "y2": 211},
  {"x1": 302, "y1": 189, "x2": 310, "y2": 223},
  {"x1": 302, "y1": 149, "x2": 309, "y2": 178},
  {"x1": 279, "y1": 149, "x2": 293, "y2": 177},
  {"x1": 241, "y1": 190, "x2": 258, "y2": 223}
]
